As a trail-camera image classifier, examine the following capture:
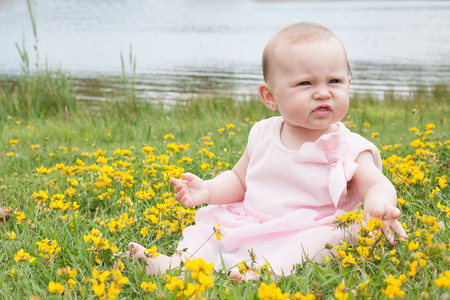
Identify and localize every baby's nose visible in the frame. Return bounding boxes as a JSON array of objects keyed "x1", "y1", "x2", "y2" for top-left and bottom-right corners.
[{"x1": 313, "y1": 87, "x2": 331, "y2": 100}]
